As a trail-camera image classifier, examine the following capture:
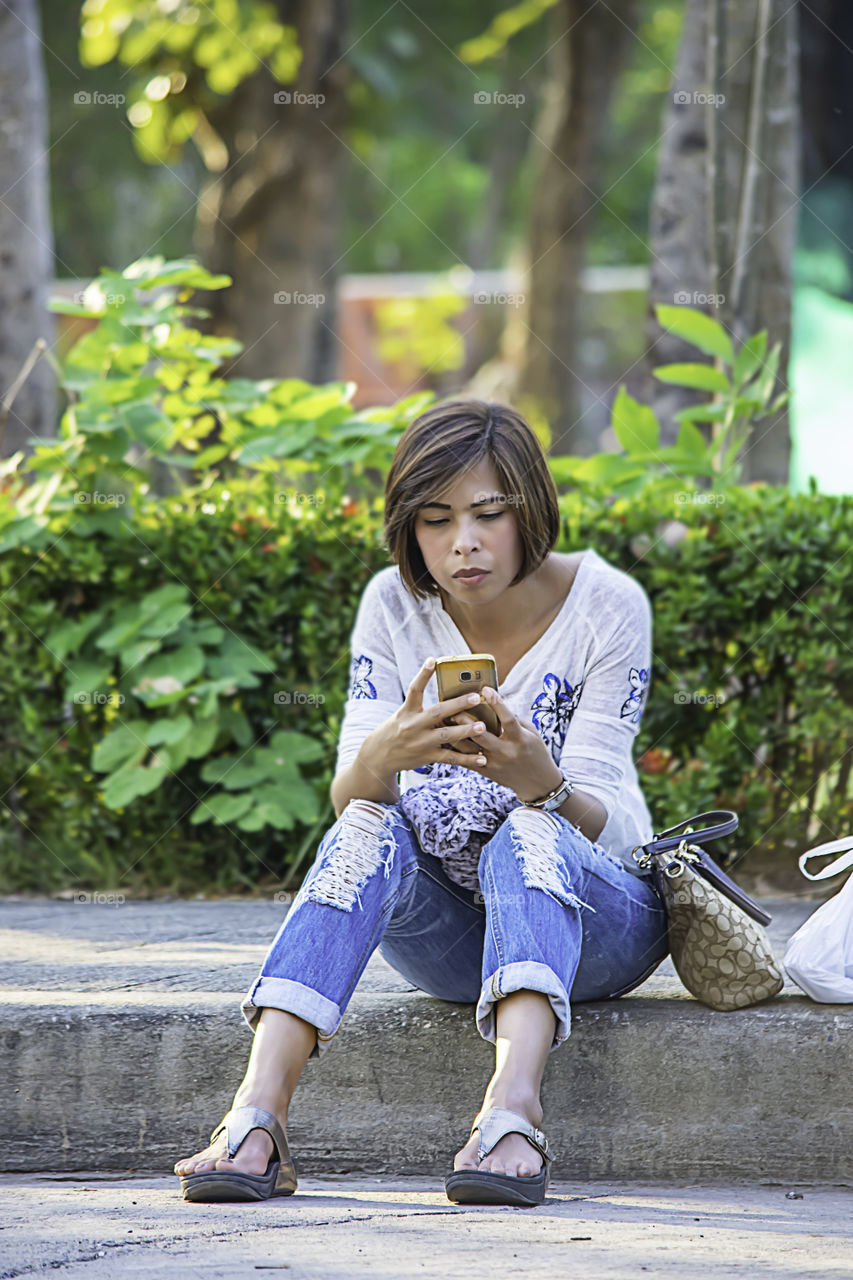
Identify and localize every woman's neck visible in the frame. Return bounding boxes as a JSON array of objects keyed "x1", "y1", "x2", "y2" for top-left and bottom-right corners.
[{"x1": 437, "y1": 553, "x2": 561, "y2": 648}]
